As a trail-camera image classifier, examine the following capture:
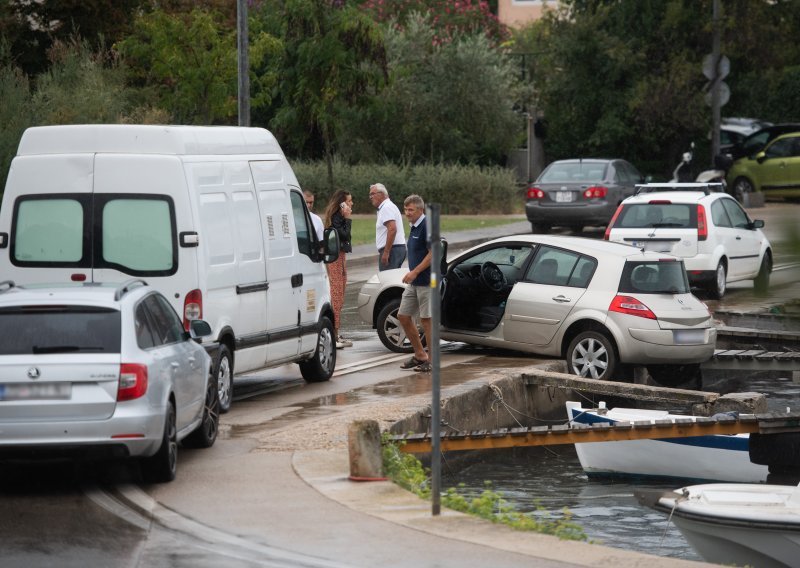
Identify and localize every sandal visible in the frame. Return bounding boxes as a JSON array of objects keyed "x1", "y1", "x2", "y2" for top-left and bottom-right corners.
[
  {"x1": 400, "y1": 356, "x2": 427, "y2": 369},
  {"x1": 413, "y1": 361, "x2": 432, "y2": 373}
]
